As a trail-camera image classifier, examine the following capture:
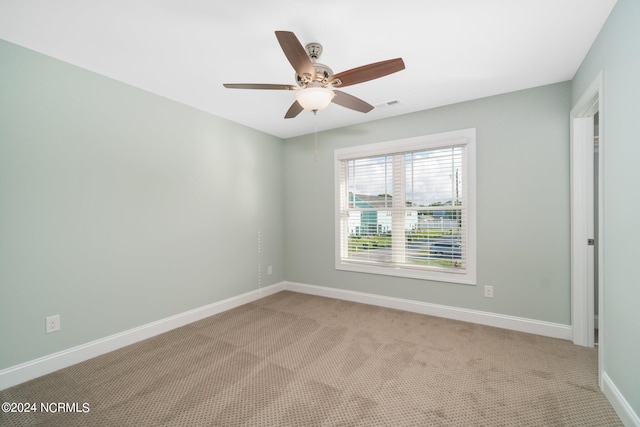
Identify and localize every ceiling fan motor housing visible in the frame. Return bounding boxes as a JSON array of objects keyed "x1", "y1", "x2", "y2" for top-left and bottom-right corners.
[
  {"x1": 296, "y1": 63, "x2": 334, "y2": 87},
  {"x1": 295, "y1": 42, "x2": 335, "y2": 87}
]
